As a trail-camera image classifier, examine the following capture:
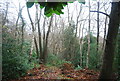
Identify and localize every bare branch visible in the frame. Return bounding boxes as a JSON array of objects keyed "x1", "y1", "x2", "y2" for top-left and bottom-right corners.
[{"x1": 90, "y1": 11, "x2": 110, "y2": 18}]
